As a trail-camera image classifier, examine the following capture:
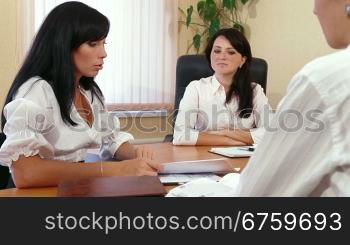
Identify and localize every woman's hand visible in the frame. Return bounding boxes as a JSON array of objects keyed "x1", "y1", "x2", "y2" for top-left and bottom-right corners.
[
  {"x1": 111, "y1": 145, "x2": 160, "y2": 176},
  {"x1": 134, "y1": 145, "x2": 155, "y2": 160},
  {"x1": 115, "y1": 142, "x2": 156, "y2": 161},
  {"x1": 115, "y1": 158, "x2": 162, "y2": 176}
]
